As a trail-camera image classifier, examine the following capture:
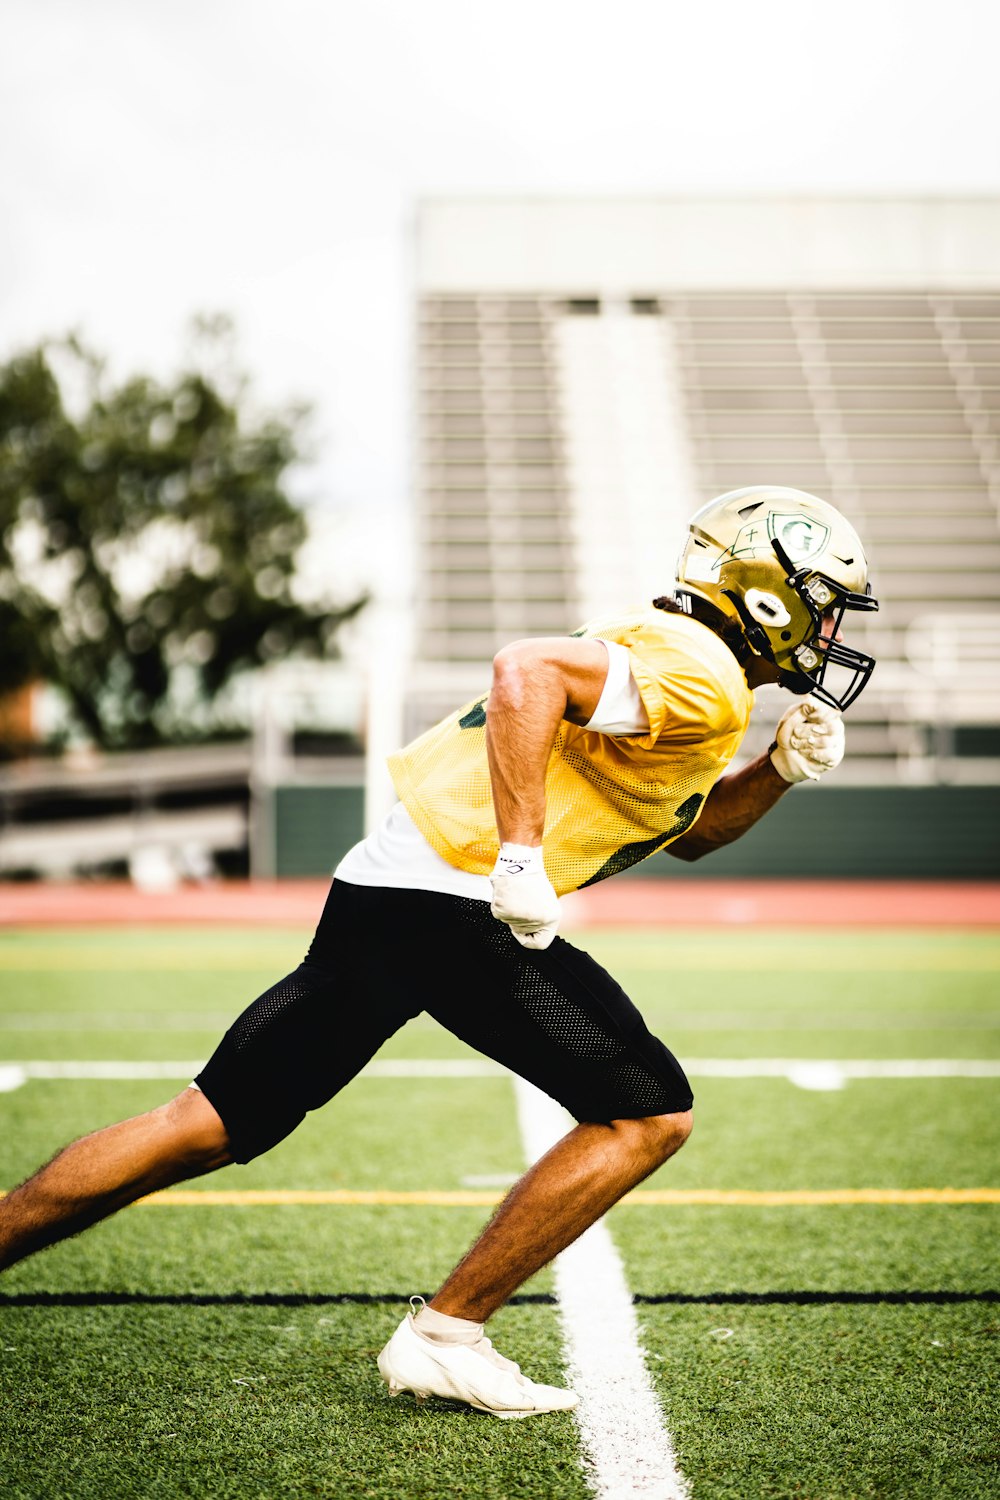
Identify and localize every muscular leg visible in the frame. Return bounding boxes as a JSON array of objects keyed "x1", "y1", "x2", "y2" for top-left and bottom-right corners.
[
  {"x1": 0, "y1": 1087, "x2": 231, "y2": 1271},
  {"x1": 0, "y1": 884, "x2": 421, "y2": 1276},
  {"x1": 431, "y1": 1109, "x2": 692, "y2": 1322}
]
